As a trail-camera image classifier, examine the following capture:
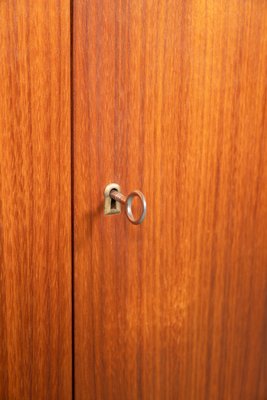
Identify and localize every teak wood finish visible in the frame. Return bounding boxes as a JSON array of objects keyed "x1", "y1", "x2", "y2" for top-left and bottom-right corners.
[
  {"x1": 74, "y1": 1, "x2": 267, "y2": 399},
  {"x1": 0, "y1": 1, "x2": 72, "y2": 399},
  {"x1": 1, "y1": 0, "x2": 267, "y2": 399}
]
